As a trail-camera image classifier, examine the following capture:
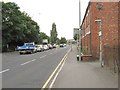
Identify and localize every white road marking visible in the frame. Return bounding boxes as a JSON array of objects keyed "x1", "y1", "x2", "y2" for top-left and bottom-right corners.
[
  {"x1": 40, "y1": 55, "x2": 46, "y2": 58},
  {"x1": 0, "y1": 69, "x2": 10, "y2": 74},
  {"x1": 31, "y1": 59, "x2": 36, "y2": 61},
  {"x1": 20, "y1": 59, "x2": 36, "y2": 65}
]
